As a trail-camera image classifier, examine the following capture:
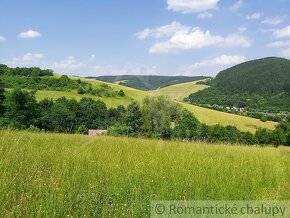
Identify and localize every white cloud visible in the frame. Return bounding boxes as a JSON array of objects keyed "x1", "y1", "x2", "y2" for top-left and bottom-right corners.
[
  {"x1": 52, "y1": 56, "x2": 83, "y2": 72},
  {"x1": 262, "y1": 16, "x2": 286, "y2": 25},
  {"x1": 274, "y1": 26, "x2": 290, "y2": 38},
  {"x1": 137, "y1": 22, "x2": 251, "y2": 53},
  {"x1": 238, "y1": 27, "x2": 247, "y2": 32},
  {"x1": 92, "y1": 65, "x2": 157, "y2": 76},
  {"x1": 280, "y1": 48, "x2": 290, "y2": 58},
  {"x1": 197, "y1": 12, "x2": 213, "y2": 19},
  {"x1": 148, "y1": 28, "x2": 224, "y2": 53},
  {"x1": 18, "y1": 30, "x2": 41, "y2": 39},
  {"x1": 224, "y1": 34, "x2": 251, "y2": 47},
  {"x1": 230, "y1": 0, "x2": 243, "y2": 12},
  {"x1": 267, "y1": 40, "x2": 290, "y2": 48},
  {"x1": 167, "y1": 0, "x2": 219, "y2": 13},
  {"x1": 246, "y1": 12, "x2": 262, "y2": 20},
  {"x1": 0, "y1": 36, "x2": 6, "y2": 42},
  {"x1": 4, "y1": 53, "x2": 44, "y2": 66},
  {"x1": 135, "y1": 21, "x2": 189, "y2": 40},
  {"x1": 51, "y1": 55, "x2": 96, "y2": 74},
  {"x1": 178, "y1": 55, "x2": 246, "y2": 75},
  {"x1": 22, "y1": 53, "x2": 44, "y2": 61}
]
